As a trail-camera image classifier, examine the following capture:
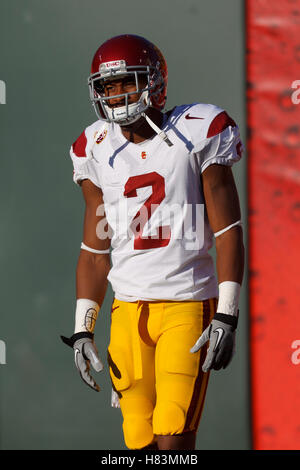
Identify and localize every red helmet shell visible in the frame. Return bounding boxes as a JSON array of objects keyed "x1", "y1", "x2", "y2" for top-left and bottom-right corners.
[{"x1": 90, "y1": 34, "x2": 168, "y2": 110}]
